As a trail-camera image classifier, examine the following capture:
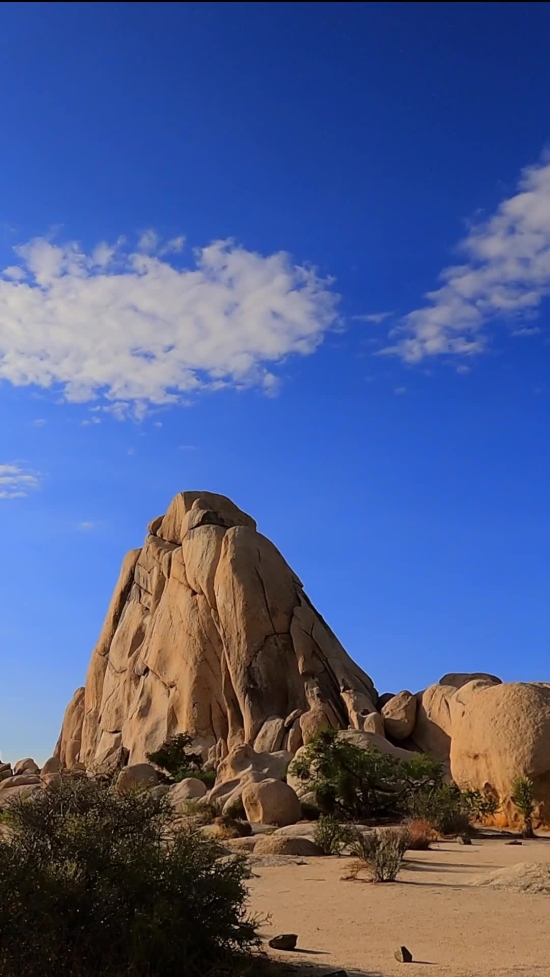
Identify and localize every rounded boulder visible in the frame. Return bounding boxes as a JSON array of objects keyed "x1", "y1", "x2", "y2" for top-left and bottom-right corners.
[
  {"x1": 116, "y1": 763, "x2": 160, "y2": 791},
  {"x1": 242, "y1": 778, "x2": 302, "y2": 827},
  {"x1": 254, "y1": 834, "x2": 322, "y2": 856}
]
